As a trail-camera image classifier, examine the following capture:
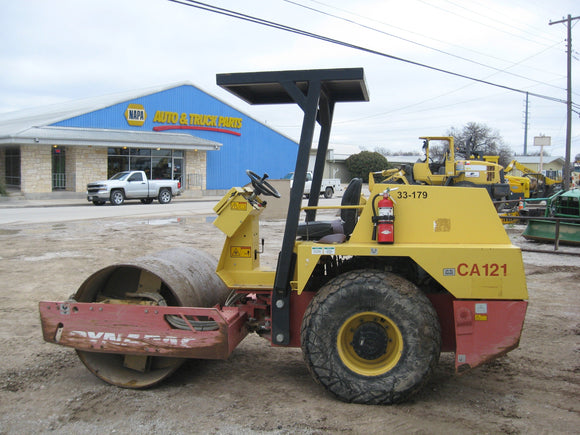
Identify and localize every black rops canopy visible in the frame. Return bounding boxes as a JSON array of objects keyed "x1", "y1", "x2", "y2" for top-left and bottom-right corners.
[
  {"x1": 216, "y1": 68, "x2": 370, "y2": 346},
  {"x1": 216, "y1": 68, "x2": 369, "y2": 105}
]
